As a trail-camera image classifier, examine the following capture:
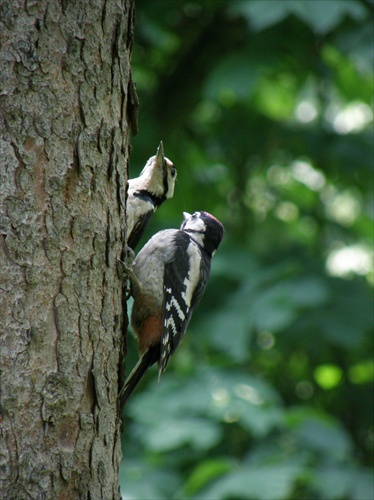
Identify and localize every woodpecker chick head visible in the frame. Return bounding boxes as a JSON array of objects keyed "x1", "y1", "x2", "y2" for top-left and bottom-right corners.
[
  {"x1": 138, "y1": 141, "x2": 177, "y2": 200},
  {"x1": 181, "y1": 211, "x2": 224, "y2": 256}
]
